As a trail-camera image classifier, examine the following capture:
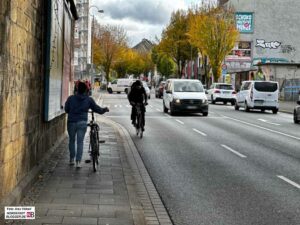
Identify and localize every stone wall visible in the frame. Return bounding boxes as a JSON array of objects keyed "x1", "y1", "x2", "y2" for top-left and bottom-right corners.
[{"x1": 0, "y1": 0, "x2": 66, "y2": 203}]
